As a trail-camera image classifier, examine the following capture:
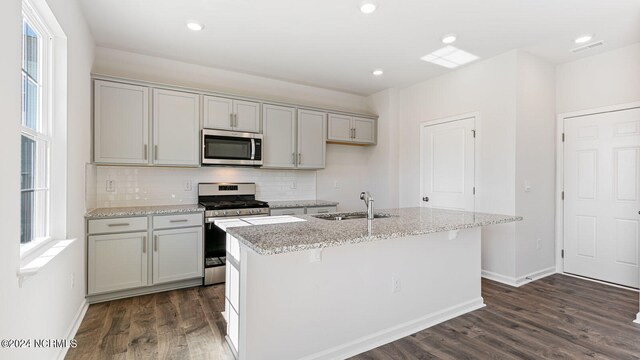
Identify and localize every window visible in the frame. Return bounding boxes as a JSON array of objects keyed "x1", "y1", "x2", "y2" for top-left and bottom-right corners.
[{"x1": 21, "y1": 4, "x2": 52, "y2": 247}]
